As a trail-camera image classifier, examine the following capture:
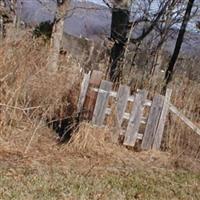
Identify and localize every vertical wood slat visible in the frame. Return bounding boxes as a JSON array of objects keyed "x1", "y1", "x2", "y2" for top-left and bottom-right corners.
[
  {"x1": 111, "y1": 85, "x2": 130, "y2": 143},
  {"x1": 77, "y1": 72, "x2": 91, "y2": 113},
  {"x1": 123, "y1": 90, "x2": 148, "y2": 147},
  {"x1": 153, "y1": 89, "x2": 172, "y2": 150},
  {"x1": 116, "y1": 85, "x2": 130, "y2": 126},
  {"x1": 141, "y1": 95, "x2": 164, "y2": 150},
  {"x1": 83, "y1": 70, "x2": 103, "y2": 120},
  {"x1": 92, "y1": 80, "x2": 113, "y2": 126}
]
